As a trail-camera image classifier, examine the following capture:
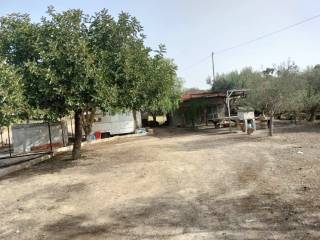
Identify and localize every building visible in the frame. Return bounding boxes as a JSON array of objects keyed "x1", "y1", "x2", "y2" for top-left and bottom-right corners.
[{"x1": 171, "y1": 90, "x2": 227, "y2": 127}]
